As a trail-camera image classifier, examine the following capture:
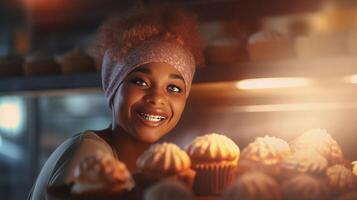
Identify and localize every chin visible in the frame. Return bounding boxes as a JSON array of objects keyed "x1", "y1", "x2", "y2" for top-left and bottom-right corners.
[{"x1": 135, "y1": 132, "x2": 164, "y2": 143}]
